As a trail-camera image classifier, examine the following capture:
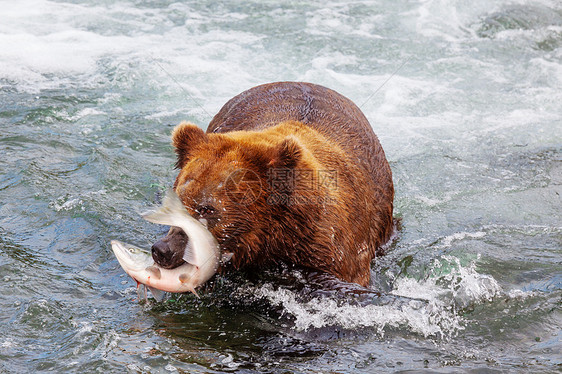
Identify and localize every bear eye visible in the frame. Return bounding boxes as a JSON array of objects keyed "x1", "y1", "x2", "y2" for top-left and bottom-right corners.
[{"x1": 197, "y1": 205, "x2": 216, "y2": 217}]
